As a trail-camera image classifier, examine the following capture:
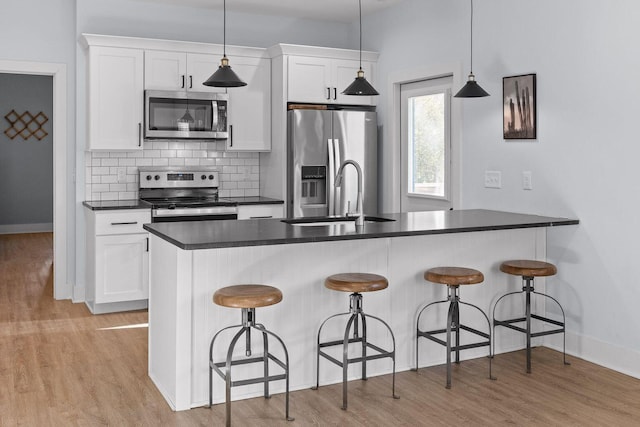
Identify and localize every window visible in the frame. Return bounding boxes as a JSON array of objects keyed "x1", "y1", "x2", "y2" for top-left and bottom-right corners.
[{"x1": 400, "y1": 76, "x2": 452, "y2": 211}]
